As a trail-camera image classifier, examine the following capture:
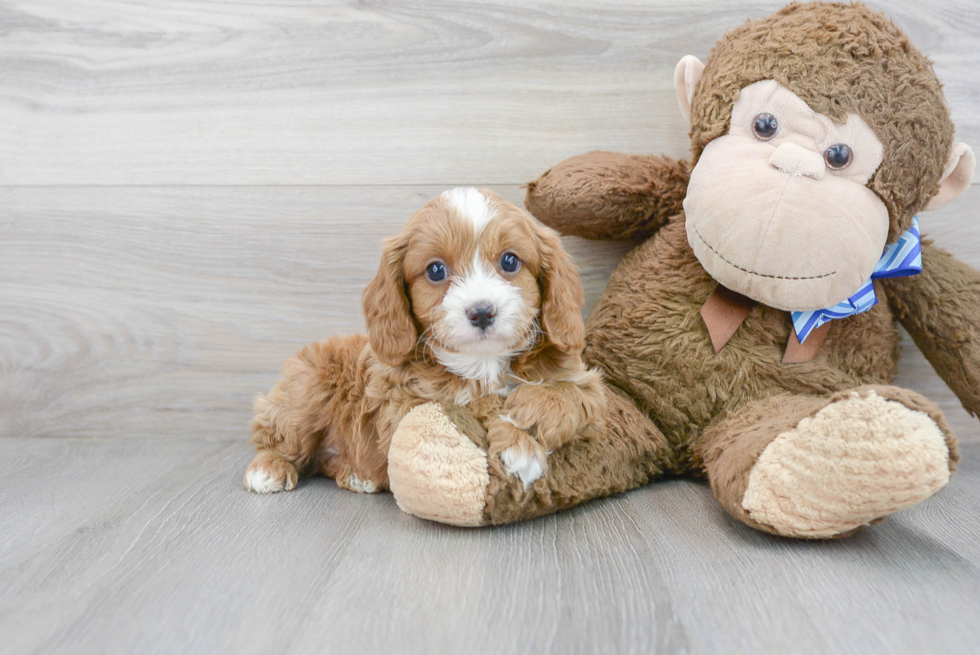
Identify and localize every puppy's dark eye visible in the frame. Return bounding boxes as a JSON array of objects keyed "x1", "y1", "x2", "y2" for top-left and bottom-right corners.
[
  {"x1": 824, "y1": 143, "x2": 853, "y2": 170},
  {"x1": 425, "y1": 261, "x2": 447, "y2": 282},
  {"x1": 752, "y1": 113, "x2": 779, "y2": 141},
  {"x1": 500, "y1": 252, "x2": 521, "y2": 273}
]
